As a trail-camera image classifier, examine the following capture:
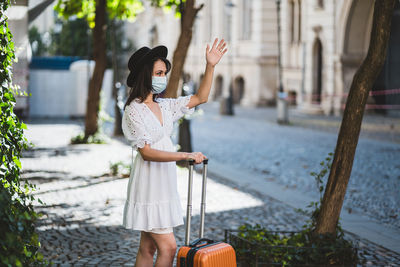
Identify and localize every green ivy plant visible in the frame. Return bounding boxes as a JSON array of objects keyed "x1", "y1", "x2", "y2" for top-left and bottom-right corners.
[
  {"x1": 0, "y1": 1, "x2": 48, "y2": 266},
  {"x1": 233, "y1": 153, "x2": 358, "y2": 266}
]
